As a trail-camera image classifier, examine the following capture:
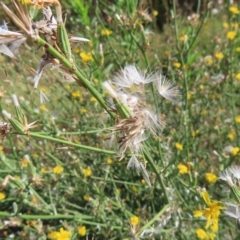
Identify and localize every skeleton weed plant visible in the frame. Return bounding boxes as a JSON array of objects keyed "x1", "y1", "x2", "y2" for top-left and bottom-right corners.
[{"x1": 0, "y1": 1, "x2": 179, "y2": 190}]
